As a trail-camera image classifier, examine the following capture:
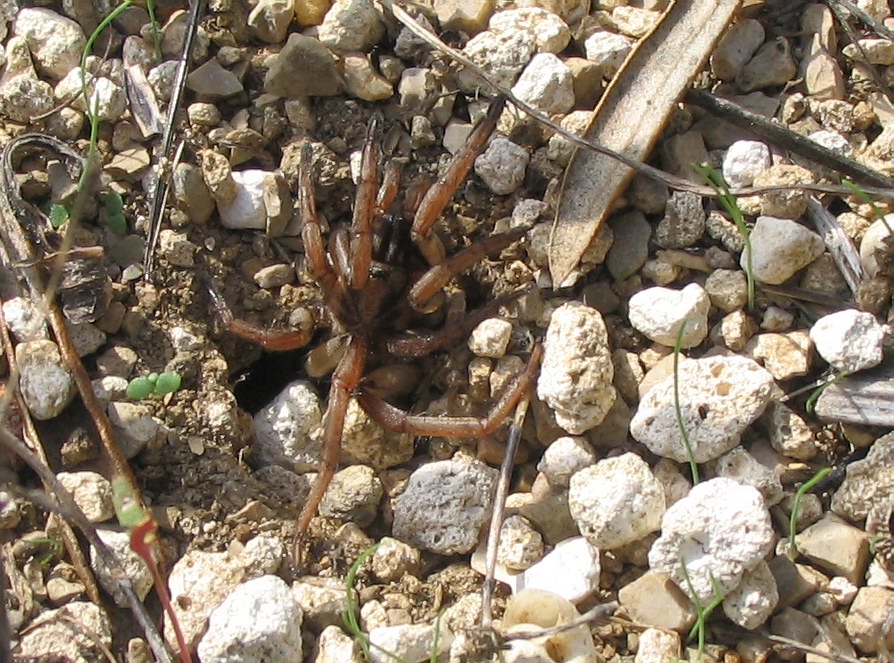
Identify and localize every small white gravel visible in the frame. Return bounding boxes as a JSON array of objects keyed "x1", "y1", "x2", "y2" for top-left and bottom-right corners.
[
  {"x1": 198, "y1": 575, "x2": 303, "y2": 663},
  {"x1": 568, "y1": 453, "x2": 665, "y2": 550},
  {"x1": 809, "y1": 309, "x2": 887, "y2": 373},
  {"x1": 627, "y1": 283, "x2": 710, "y2": 348},
  {"x1": 742, "y1": 216, "x2": 825, "y2": 285},
  {"x1": 474, "y1": 137, "x2": 529, "y2": 195}
]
